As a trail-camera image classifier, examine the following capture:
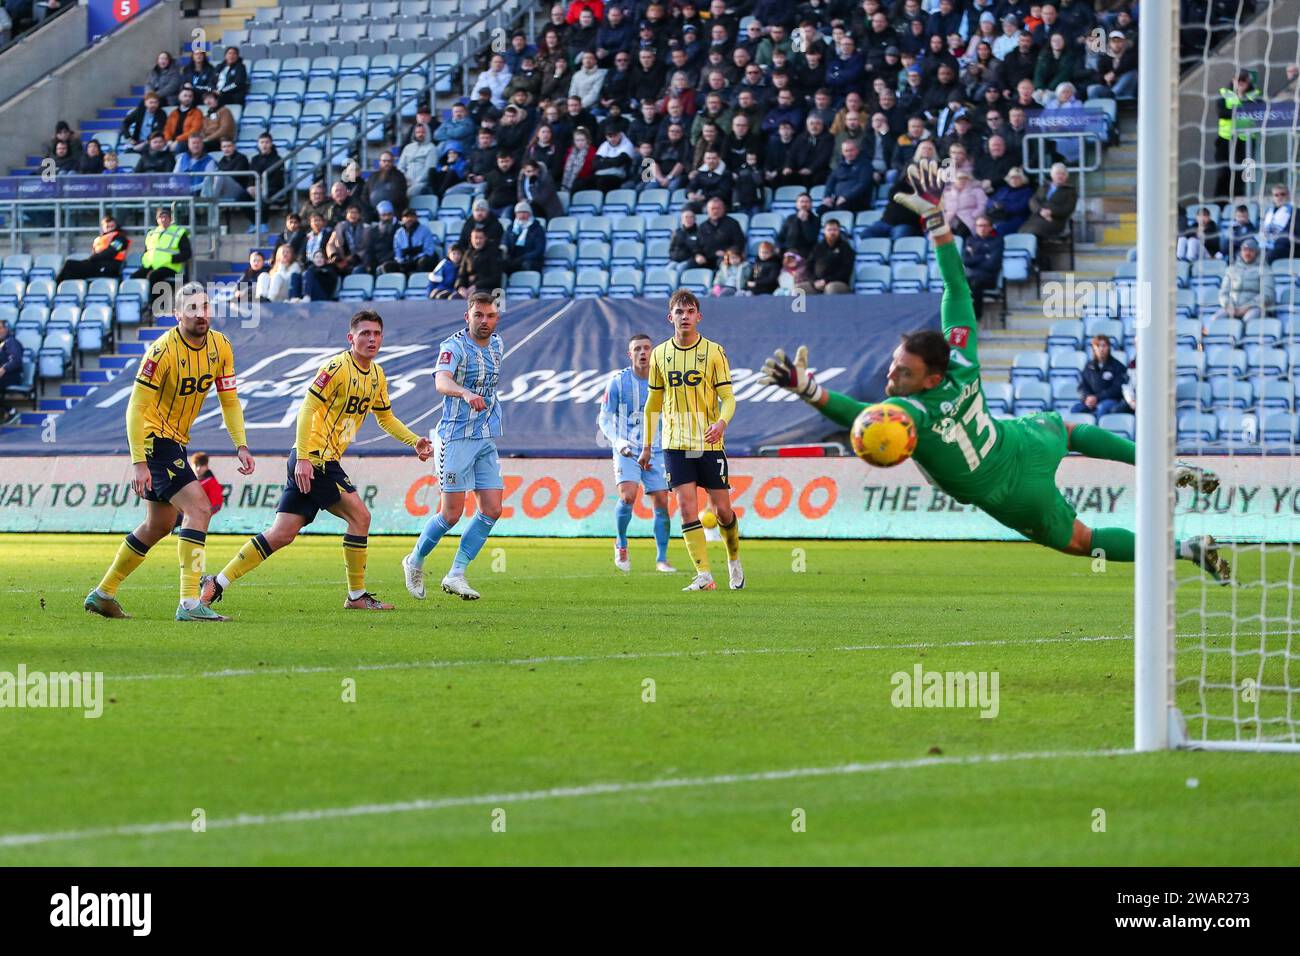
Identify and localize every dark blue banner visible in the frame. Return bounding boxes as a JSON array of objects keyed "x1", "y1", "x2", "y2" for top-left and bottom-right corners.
[
  {"x1": 0, "y1": 174, "x2": 190, "y2": 201},
  {"x1": 1026, "y1": 112, "x2": 1109, "y2": 137},
  {"x1": 1, "y1": 296, "x2": 938, "y2": 457}
]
